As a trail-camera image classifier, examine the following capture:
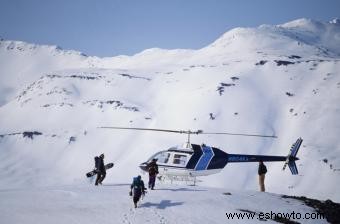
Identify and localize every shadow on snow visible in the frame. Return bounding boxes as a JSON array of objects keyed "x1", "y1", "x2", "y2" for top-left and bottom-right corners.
[
  {"x1": 155, "y1": 187, "x2": 206, "y2": 192},
  {"x1": 140, "y1": 200, "x2": 184, "y2": 209}
]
